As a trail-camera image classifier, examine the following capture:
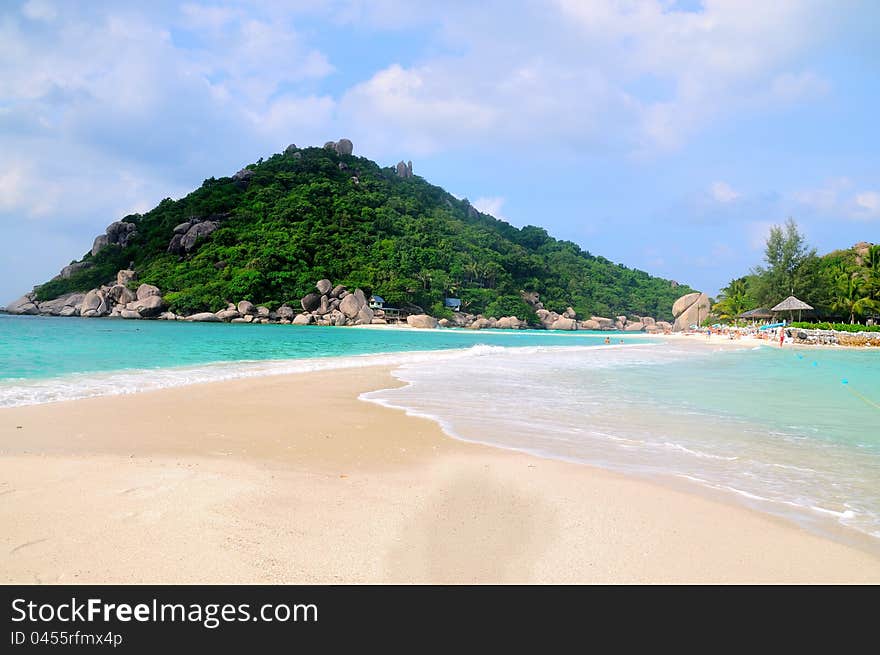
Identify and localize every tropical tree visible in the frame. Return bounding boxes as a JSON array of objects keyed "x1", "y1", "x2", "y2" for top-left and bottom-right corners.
[
  {"x1": 751, "y1": 218, "x2": 817, "y2": 307},
  {"x1": 712, "y1": 276, "x2": 752, "y2": 322},
  {"x1": 858, "y1": 244, "x2": 880, "y2": 304},
  {"x1": 831, "y1": 264, "x2": 865, "y2": 324}
]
